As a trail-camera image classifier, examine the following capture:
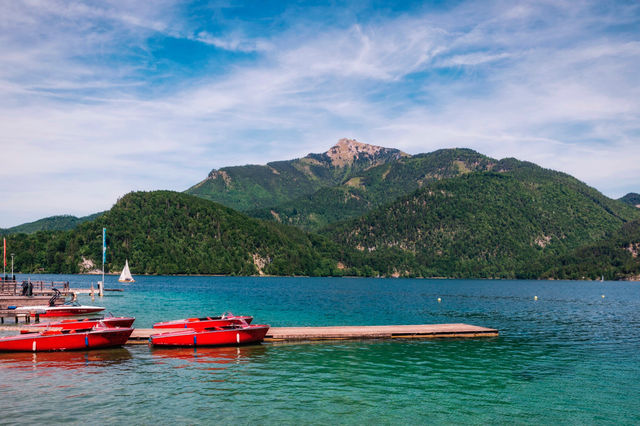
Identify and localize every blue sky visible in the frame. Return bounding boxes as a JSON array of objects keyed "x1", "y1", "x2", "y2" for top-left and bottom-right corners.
[{"x1": 1, "y1": 0, "x2": 639, "y2": 227}]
